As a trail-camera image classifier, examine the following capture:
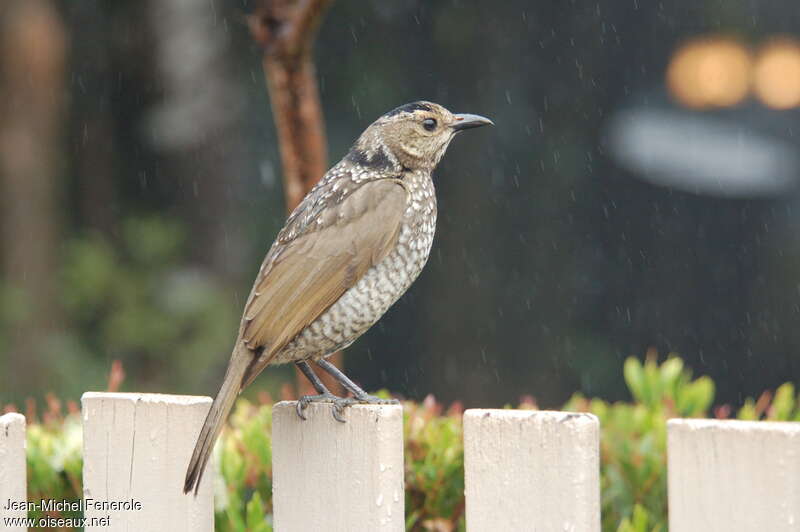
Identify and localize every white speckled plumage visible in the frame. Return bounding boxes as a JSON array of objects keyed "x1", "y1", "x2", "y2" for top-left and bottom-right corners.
[{"x1": 273, "y1": 166, "x2": 436, "y2": 364}]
